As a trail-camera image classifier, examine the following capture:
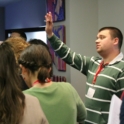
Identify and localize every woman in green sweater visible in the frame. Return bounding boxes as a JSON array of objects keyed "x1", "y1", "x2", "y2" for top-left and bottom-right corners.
[{"x1": 19, "y1": 44, "x2": 87, "y2": 124}]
